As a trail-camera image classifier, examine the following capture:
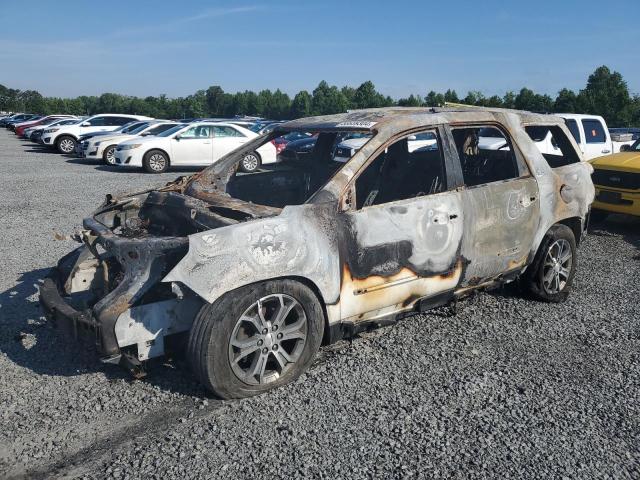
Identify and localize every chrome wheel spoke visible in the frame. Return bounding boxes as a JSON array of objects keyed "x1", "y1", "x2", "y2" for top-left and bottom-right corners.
[
  {"x1": 273, "y1": 350, "x2": 289, "y2": 369},
  {"x1": 239, "y1": 314, "x2": 263, "y2": 334},
  {"x1": 232, "y1": 344, "x2": 260, "y2": 364},
  {"x1": 272, "y1": 295, "x2": 295, "y2": 328},
  {"x1": 542, "y1": 239, "x2": 572, "y2": 294},
  {"x1": 248, "y1": 352, "x2": 268, "y2": 383}
]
